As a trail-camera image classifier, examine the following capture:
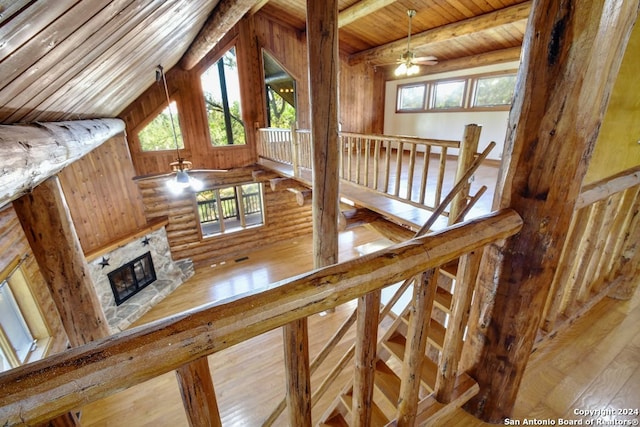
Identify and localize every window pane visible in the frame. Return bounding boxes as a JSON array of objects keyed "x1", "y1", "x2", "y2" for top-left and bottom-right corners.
[
  {"x1": 197, "y1": 183, "x2": 263, "y2": 237},
  {"x1": 138, "y1": 102, "x2": 184, "y2": 151},
  {"x1": 241, "y1": 183, "x2": 263, "y2": 227},
  {"x1": 433, "y1": 80, "x2": 465, "y2": 109},
  {"x1": 473, "y1": 74, "x2": 517, "y2": 107},
  {"x1": 201, "y1": 47, "x2": 246, "y2": 146},
  {"x1": 397, "y1": 84, "x2": 426, "y2": 110},
  {"x1": 0, "y1": 280, "x2": 34, "y2": 369}
]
